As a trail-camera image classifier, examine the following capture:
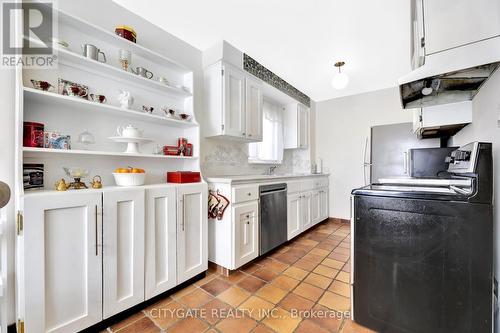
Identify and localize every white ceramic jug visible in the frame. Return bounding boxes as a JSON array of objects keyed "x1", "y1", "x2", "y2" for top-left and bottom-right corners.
[{"x1": 116, "y1": 125, "x2": 143, "y2": 138}]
